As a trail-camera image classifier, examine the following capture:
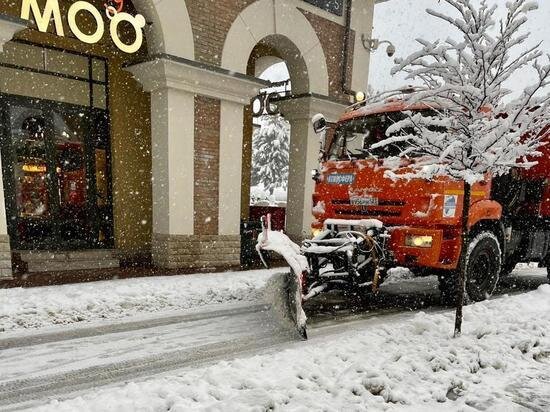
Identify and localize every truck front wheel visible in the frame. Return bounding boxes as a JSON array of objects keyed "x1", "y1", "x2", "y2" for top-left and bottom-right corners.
[{"x1": 438, "y1": 232, "x2": 502, "y2": 305}]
